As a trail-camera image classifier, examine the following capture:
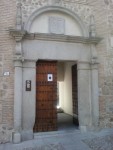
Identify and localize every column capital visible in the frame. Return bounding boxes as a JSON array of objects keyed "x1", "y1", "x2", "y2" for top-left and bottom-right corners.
[
  {"x1": 90, "y1": 56, "x2": 99, "y2": 69},
  {"x1": 23, "y1": 60, "x2": 36, "y2": 68},
  {"x1": 77, "y1": 61, "x2": 91, "y2": 70},
  {"x1": 10, "y1": 29, "x2": 26, "y2": 42},
  {"x1": 13, "y1": 55, "x2": 24, "y2": 67},
  {"x1": 13, "y1": 54, "x2": 24, "y2": 62}
]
